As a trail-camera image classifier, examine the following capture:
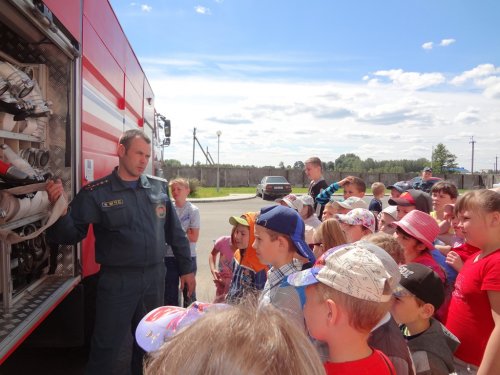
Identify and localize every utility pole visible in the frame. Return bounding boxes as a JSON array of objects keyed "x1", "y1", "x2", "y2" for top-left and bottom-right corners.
[
  {"x1": 192, "y1": 127, "x2": 196, "y2": 166},
  {"x1": 496, "y1": 155, "x2": 498, "y2": 173},
  {"x1": 216, "y1": 130, "x2": 222, "y2": 192},
  {"x1": 469, "y1": 136, "x2": 476, "y2": 174}
]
